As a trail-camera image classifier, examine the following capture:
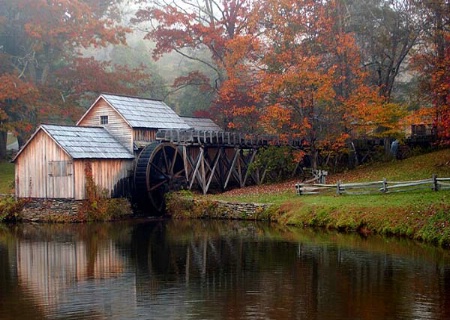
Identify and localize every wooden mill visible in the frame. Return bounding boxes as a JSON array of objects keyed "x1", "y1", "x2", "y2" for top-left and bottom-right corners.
[{"x1": 13, "y1": 94, "x2": 296, "y2": 214}]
